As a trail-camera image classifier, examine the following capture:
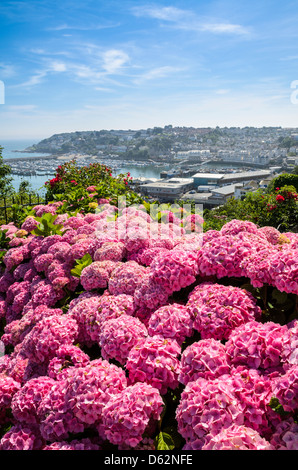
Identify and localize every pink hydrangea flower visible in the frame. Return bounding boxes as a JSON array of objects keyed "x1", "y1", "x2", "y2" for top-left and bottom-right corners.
[
  {"x1": 267, "y1": 247, "x2": 298, "y2": 294},
  {"x1": 133, "y1": 272, "x2": 169, "y2": 310},
  {"x1": 136, "y1": 246, "x2": 170, "y2": 266},
  {"x1": 67, "y1": 294, "x2": 103, "y2": 345},
  {"x1": 270, "y1": 417, "x2": 298, "y2": 450},
  {"x1": 99, "y1": 382, "x2": 164, "y2": 448},
  {"x1": 33, "y1": 204, "x2": 57, "y2": 217},
  {"x1": 13, "y1": 259, "x2": 36, "y2": 281},
  {"x1": 281, "y1": 320, "x2": 298, "y2": 367},
  {"x1": 126, "y1": 335, "x2": 181, "y2": 394},
  {"x1": 0, "y1": 373, "x2": 21, "y2": 415},
  {"x1": 63, "y1": 359, "x2": 127, "y2": 427},
  {"x1": 258, "y1": 226, "x2": 283, "y2": 245},
  {"x1": 108, "y1": 261, "x2": 147, "y2": 295},
  {"x1": 94, "y1": 241, "x2": 126, "y2": 262},
  {"x1": 2, "y1": 305, "x2": 63, "y2": 347},
  {"x1": 96, "y1": 292, "x2": 136, "y2": 323},
  {"x1": 176, "y1": 374, "x2": 244, "y2": 450},
  {"x1": 178, "y1": 365, "x2": 273, "y2": 449},
  {"x1": 37, "y1": 379, "x2": 84, "y2": 442},
  {"x1": 21, "y1": 216, "x2": 39, "y2": 233},
  {"x1": 220, "y1": 219, "x2": 262, "y2": 237},
  {"x1": 33, "y1": 253, "x2": 55, "y2": 272},
  {"x1": 38, "y1": 359, "x2": 127, "y2": 442},
  {"x1": 3, "y1": 245, "x2": 31, "y2": 271},
  {"x1": 67, "y1": 238, "x2": 94, "y2": 262},
  {"x1": 47, "y1": 344, "x2": 90, "y2": 380},
  {"x1": 150, "y1": 249, "x2": 199, "y2": 295},
  {"x1": 0, "y1": 270, "x2": 15, "y2": 293},
  {"x1": 0, "y1": 222, "x2": 18, "y2": 238},
  {"x1": 271, "y1": 365, "x2": 298, "y2": 413},
  {"x1": 202, "y1": 424, "x2": 273, "y2": 450},
  {"x1": 198, "y1": 232, "x2": 265, "y2": 279},
  {"x1": 187, "y1": 283, "x2": 262, "y2": 341},
  {"x1": 225, "y1": 320, "x2": 288, "y2": 370},
  {"x1": 19, "y1": 314, "x2": 79, "y2": 364},
  {"x1": 239, "y1": 244, "x2": 279, "y2": 288},
  {"x1": 30, "y1": 278, "x2": 64, "y2": 308},
  {"x1": 179, "y1": 338, "x2": 230, "y2": 385},
  {"x1": 147, "y1": 303, "x2": 193, "y2": 345},
  {"x1": 118, "y1": 225, "x2": 151, "y2": 253},
  {"x1": 80, "y1": 260, "x2": 118, "y2": 290},
  {"x1": 42, "y1": 437, "x2": 101, "y2": 450},
  {"x1": 0, "y1": 347, "x2": 29, "y2": 385},
  {"x1": 229, "y1": 366, "x2": 274, "y2": 437},
  {"x1": 0, "y1": 424, "x2": 44, "y2": 450},
  {"x1": 86, "y1": 185, "x2": 97, "y2": 192},
  {"x1": 99, "y1": 314, "x2": 148, "y2": 365},
  {"x1": 11, "y1": 376, "x2": 56, "y2": 424}
]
